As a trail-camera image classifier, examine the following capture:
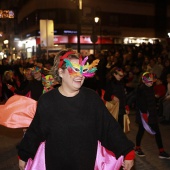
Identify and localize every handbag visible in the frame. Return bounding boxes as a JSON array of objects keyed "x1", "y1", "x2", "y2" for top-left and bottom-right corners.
[
  {"x1": 123, "y1": 114, "x2": 130, "y2": 133},
  {"x1": 105, "y1": 100, "x2": 119, "y2": 121}
]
